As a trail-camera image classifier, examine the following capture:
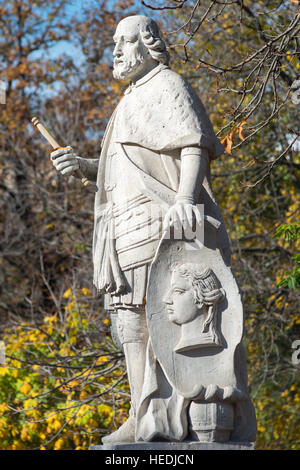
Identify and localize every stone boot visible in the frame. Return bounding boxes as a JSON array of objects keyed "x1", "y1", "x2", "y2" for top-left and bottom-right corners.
[
  {"x1": 102, "y1": 340, "x2": 147, "y2": 444},
  {"x1": 102, "y1": 407, "x2": 136, "y2": 444}
]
